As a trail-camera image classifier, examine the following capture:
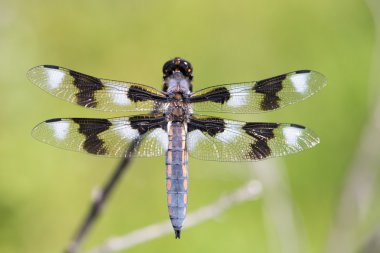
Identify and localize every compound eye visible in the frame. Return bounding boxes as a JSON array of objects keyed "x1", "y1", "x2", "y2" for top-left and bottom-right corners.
[
  {"x1": 179, "y1": 61, "x2": 192, "y2": 75},
  {"x1": 162, "y1": 57, "x2": 193, "y2": 79},
  {"x1": 163, "y1": 60, "x2": 175, "y2": 76}
]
